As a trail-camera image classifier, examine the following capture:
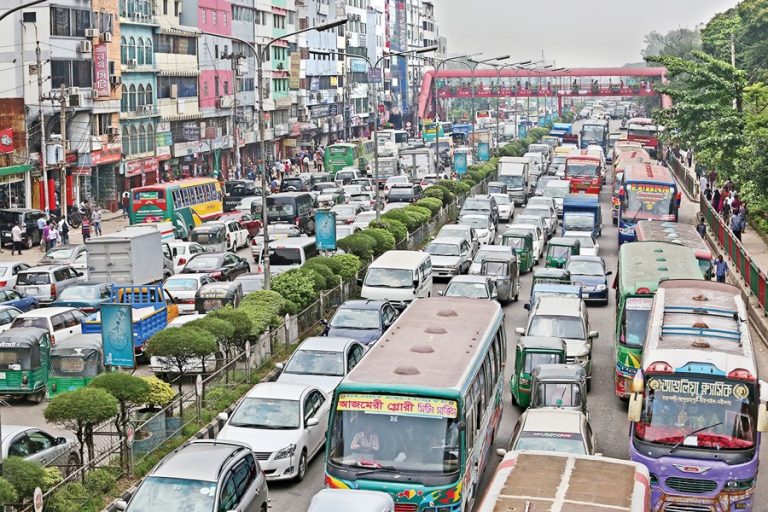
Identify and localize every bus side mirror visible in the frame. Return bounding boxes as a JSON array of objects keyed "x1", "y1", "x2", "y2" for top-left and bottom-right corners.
[
  {"x1": 758, "y1": 403, "x2": 768, "y2": 433},
  {"x1": 627, "y1": 392, "x2": 642, "y2": 423}
]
